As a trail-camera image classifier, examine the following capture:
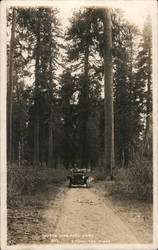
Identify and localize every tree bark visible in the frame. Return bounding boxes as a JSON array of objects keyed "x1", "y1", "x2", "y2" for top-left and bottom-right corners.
[
  {"x1": 7, "y1": 8, "x2": 16, "y2": 164},
  {"x1": 102, "y1": 8, "x2": 114, "y2": 177},
  {"x1": 33, "y1": 16, "x2": 40, "y2": 167},
  {"x1": 47, "y1": 38, "x2": 54, "y2": 168},
  {"x1": 146, "y1": 46, "x2": 151, "y2": 136},
  {"x1": 80, "y1": 45, "x2": 89, "y2": 169}
]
